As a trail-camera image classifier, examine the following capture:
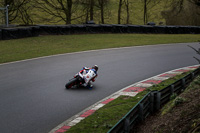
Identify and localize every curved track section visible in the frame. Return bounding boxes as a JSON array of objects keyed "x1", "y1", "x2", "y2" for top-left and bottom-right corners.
[{"x1": 0, "y1": 43, "x2": 199, "y2": 133}]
